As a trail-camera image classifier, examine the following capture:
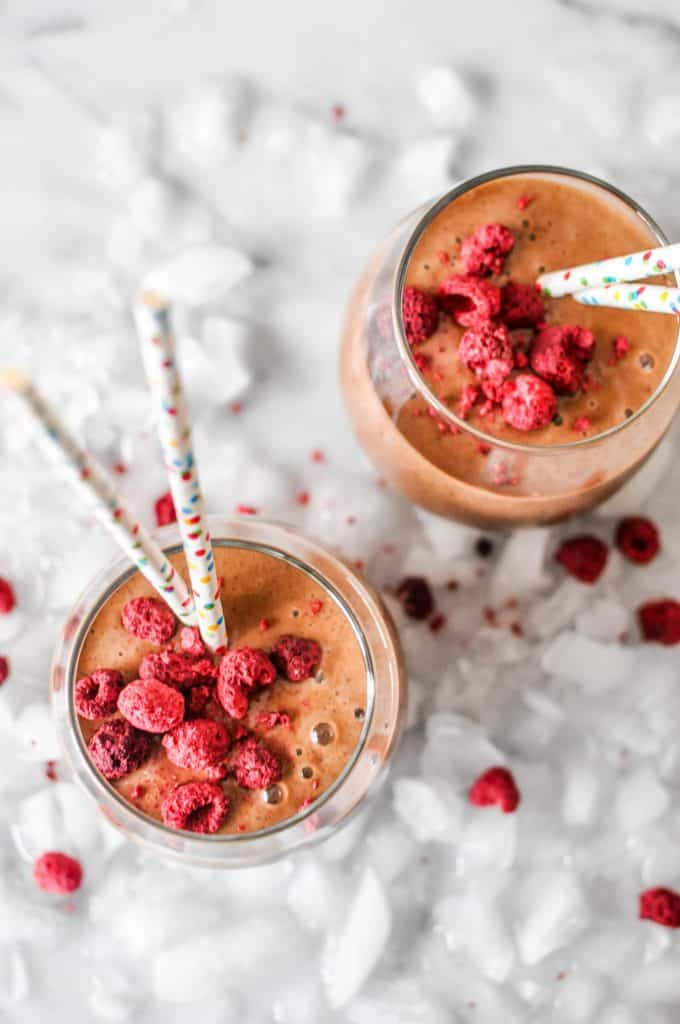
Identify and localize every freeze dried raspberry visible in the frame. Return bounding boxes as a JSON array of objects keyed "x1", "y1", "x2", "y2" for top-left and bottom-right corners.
[
  {"x1": 121, "y1": 597, "x2": 176, "y2": 645},
  {"x1": 555, "y1": 535, "x2": 609, "y2": 584},
  {"x1": 437, "y1": 274, "x2": 501, "y2": 328},
  {"x1": 33, "y1": 851, "x2": 83, "y2": 894},
  {"x1": 469, "y1": 766, "x2": 520, "y2": 813},
  {"x1": 161, "y1": 781, "x2": 229, "y2": 834},
  {"x1": 0, "y1": 656, "x2": 9, "y2": 685},
  {"x1": 458, "y1": 322, "x2": 514, "y2": 387},
  {"x1": 0, "y1": 577, "x2": 16, "y2": 615},
  {"x1": 118, "y1": 679, "x2": 185, "y2": 733},
  {"x1": 139, "y1": 650, "x2": 214, "y2": 688},
  {"x1": 572, "y1": 416, "x2": 592, "y2": 434},
  {"x1": 257, "y1": 710, "x2": 292, "y2": 729},
  {"x1": 162, "y1": 719, "x2": 230, "y2": 773},
  {"x1": 179, "y1": 626, "x2": 207, "y2": 657},
  {"x1": 609, "y1": 334, "x2": 630, "y2": 365},
  {"x1": 402, "y1": 287, "x2": 439, "y2": 345},
  {"x1": 459, "y1": 385, "x2": 479, "y2": 419},
  {"x1": 640, "y1": 887, "x2": 680, "y2": 928},
  {"x1": 216, "y1": 646, "x2": 277, "y2": 718},
  {"x1": 271, "y1": 635, "x2": 322, "y2": 681},
  {"x1": 154, "y1": 491, "x2": 177, "y2": 527},
  {"x1": 186, "y1": 684, "x2": 213, "y2": 716},
  {"x1": 88, "y1": 718, "x2": 152, "y2": 780},
  {"x1": 501, "y1": 374, "x2": 557, "y2": 431},
  {"x1": 395, "y1": 576, "x2": 435, "y2": 621},
  {"x1": 616, "y1": 517, "x2": 660, "y2": 565},
  {"x1": 74, "y1": 668, "x2": 125, "y2": 720},
  {"x1": 638, "y1": 599, "x2": 680, "y2": 645},
  {"x1": 530, "y1": 324, "x2": 595, "y2": 395},
  {"x1": 460, "y1": 223, "x2": 515, "y2": 277},
  {"x1": 500, "y1": 282, "x2": 545, "y2": 328},
  {"x1": 230, "y1": 736, "x2": 282, "y2": 790}
]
